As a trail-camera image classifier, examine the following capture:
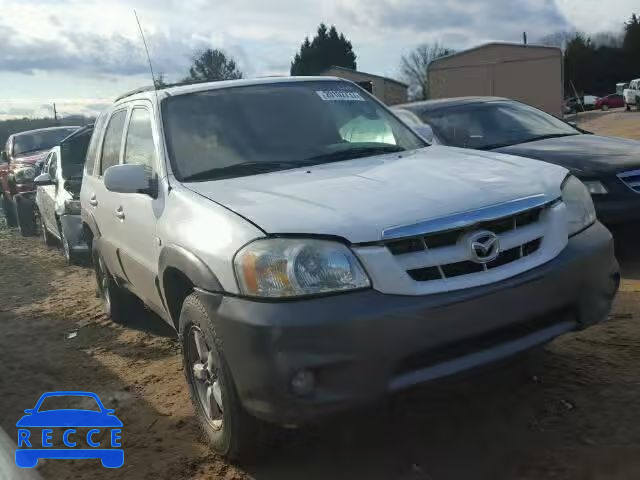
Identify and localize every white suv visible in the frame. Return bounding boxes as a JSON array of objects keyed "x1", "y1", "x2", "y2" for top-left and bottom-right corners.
[
  {"x1": 80, "y1": 77, "x2": 619, "y2": 460},
  {"x1": 624, "y1": 78, "x2": 640, "y2": 110}
]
